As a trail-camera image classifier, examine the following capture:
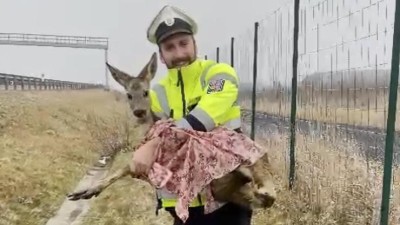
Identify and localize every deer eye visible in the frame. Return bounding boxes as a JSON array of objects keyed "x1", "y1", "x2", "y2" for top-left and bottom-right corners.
[
  {"x1": 143, "y1": 90, "x2": 148, "y2": 97},
  {"x1": 127, "y1": 93, "x2": 132, "y2": 100}
]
